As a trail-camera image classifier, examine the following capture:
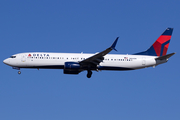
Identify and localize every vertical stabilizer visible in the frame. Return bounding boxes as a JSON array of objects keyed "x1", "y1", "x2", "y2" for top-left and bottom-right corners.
[{"x1": 134, "y1": 28, "x2": 173, "y2": 56}]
